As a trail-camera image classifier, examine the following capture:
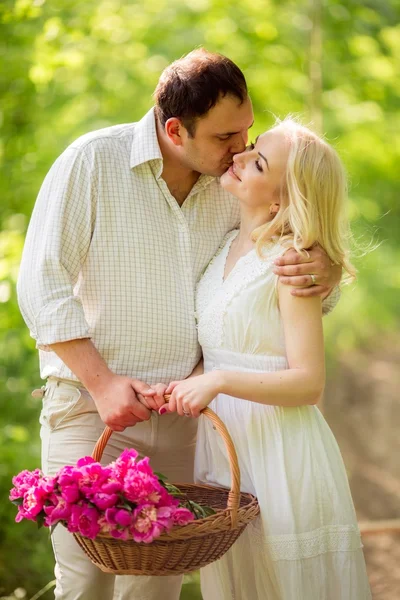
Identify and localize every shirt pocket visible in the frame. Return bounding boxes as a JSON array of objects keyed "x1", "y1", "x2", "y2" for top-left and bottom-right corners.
[{"x1": 39, "y1": 384, "x2": 82, "y2": 432}]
